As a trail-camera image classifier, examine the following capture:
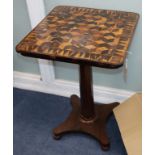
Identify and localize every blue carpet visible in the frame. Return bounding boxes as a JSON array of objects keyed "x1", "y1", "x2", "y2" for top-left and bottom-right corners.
[{"x1": 13, "y1": 88, "x2": 127, "y2": 155}]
